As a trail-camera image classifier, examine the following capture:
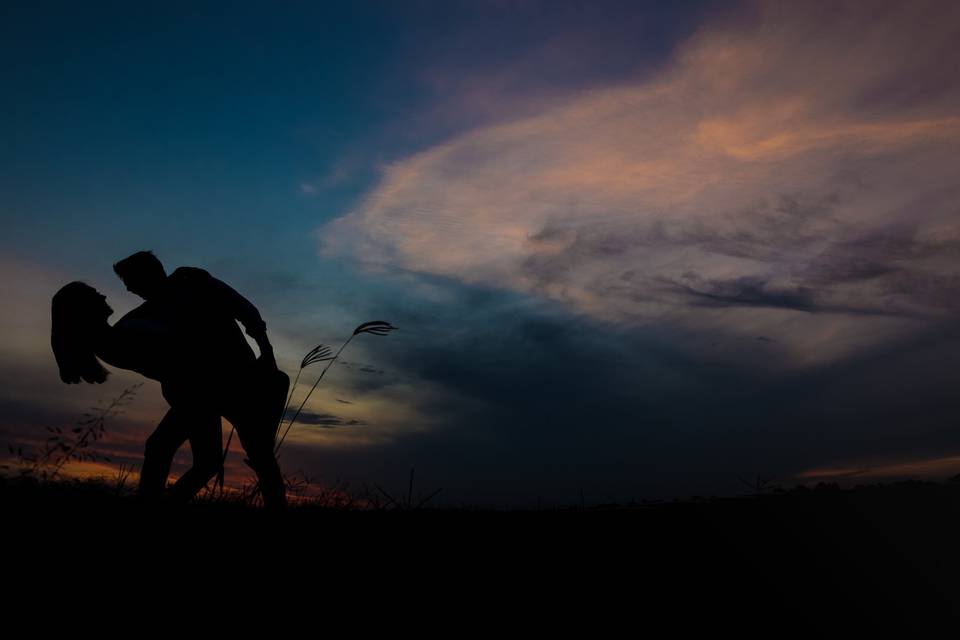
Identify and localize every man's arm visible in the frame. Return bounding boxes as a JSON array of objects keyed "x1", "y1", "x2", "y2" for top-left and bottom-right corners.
[{"x1": 185, "y1": 268, "x2": 276, "y2": 367}]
